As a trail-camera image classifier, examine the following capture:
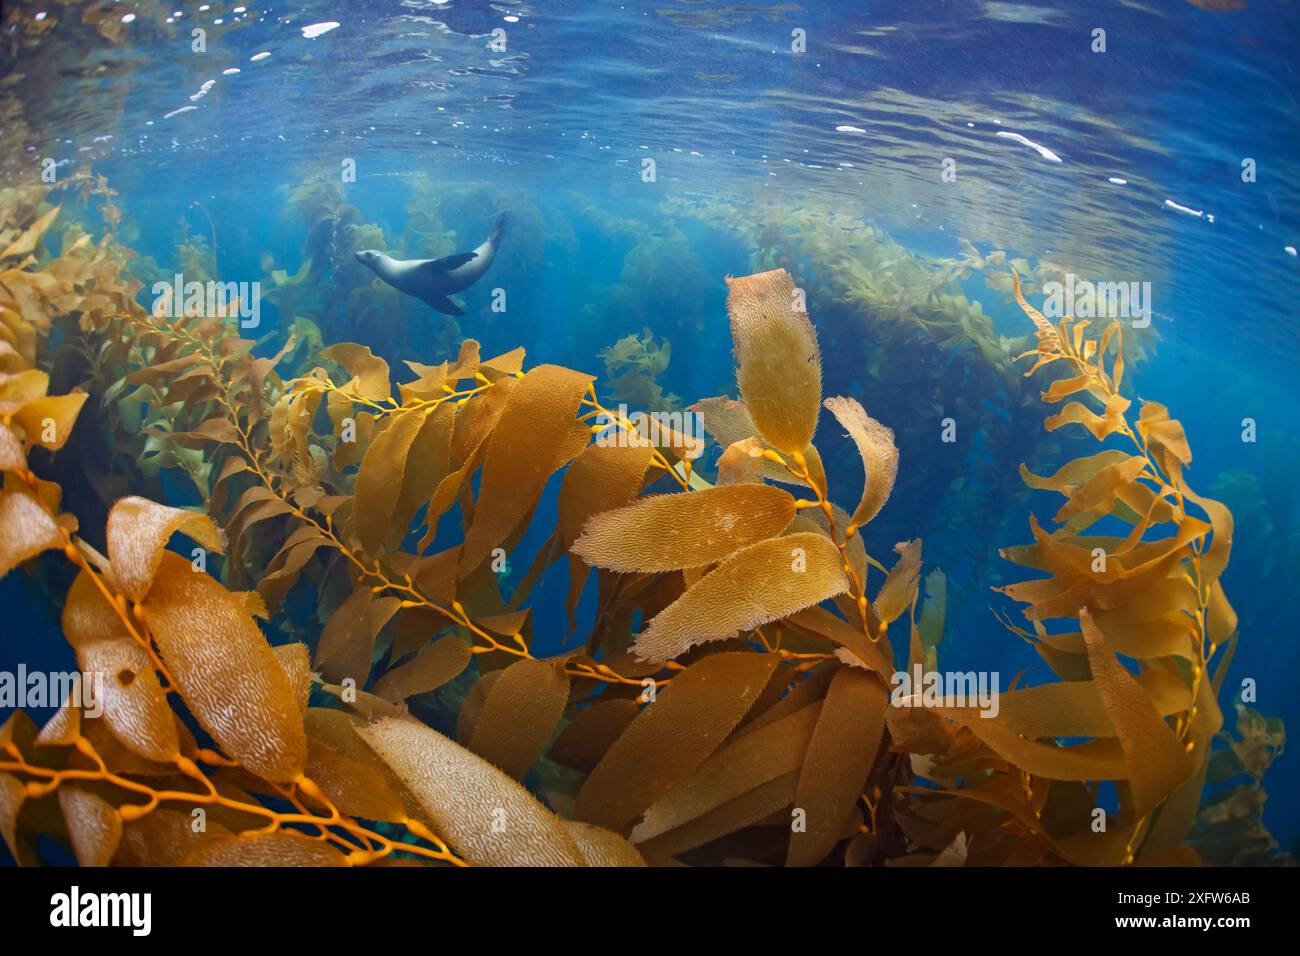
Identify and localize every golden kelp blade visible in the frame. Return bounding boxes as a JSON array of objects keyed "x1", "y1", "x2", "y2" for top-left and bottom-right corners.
[
  {"x1": 572, "y1": 483, "x2": 797, "y2": 572},
  {"x1": 62, "y1": 570, "x2": 180, "y2": 762},
  {"x1": 8, "y1": 390, "x2": 86, "y2": 452},
  {"x1": 58, "y1": 788, "x2": 122, "y2": 867},
  {"x1": 726, "y1": 268, "x2": 822, "y2": 454},
  {"x1": 0, "y1": 204, "x2": 60, "y2": 260},
  {"x1": 372, "y1": 635, "x2": 472, "y2": 702},
  {"x1": 182, "y1": 832, "x2": 347, "y2": 867},
  {"x1": 575, "y1": 652, "x2": 780, "y2": 831},
  {"x1": 459, "y1": 364, "x2": 593, "y2": 575},
  {"x1": 350, "y1": 408, "x2": 429, "y2": 554},
  {"x1": 357, "y1": 717, "x2": 587, "y2": 867},
  {"x1": 787, "y1": 667, "x2": 888, "y2": 866},
  {"x1": 823, "y1": 395, "x2": 898, "y2": 530},
  {"x1": 1010, "y1": 267, "x2": 1062, "y2": 352},
  {"x1": 632, "y1": 532, "x2": 850, "y2": 662},
  {"x1": 0, "y1": 485, "x2": 65, "y2": 577},
  {"x1": 105, "y1": 496, "x2": 226, "y2": 601},
  {"x1": 556, "y1": 439, "x2": 655, "y2": 626},
  {"x1": 145, "y1": 551, "x2": 307, "y2": 783},
  {"x1": 630, "y1": 701, "x2": 822, "y2": 845},
  {"x1": 466, "y1": 657, "x2": 570, "y2": 780},
  {"x1": 562, "y1": 821, "x2": 647, "y2": 866},
  {"x1": 1080, "y1": 608, "x2": 1194, "y2": 815},
  {"x1": 874, "y1": 538, "x2": 922, "y2": 627}
]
